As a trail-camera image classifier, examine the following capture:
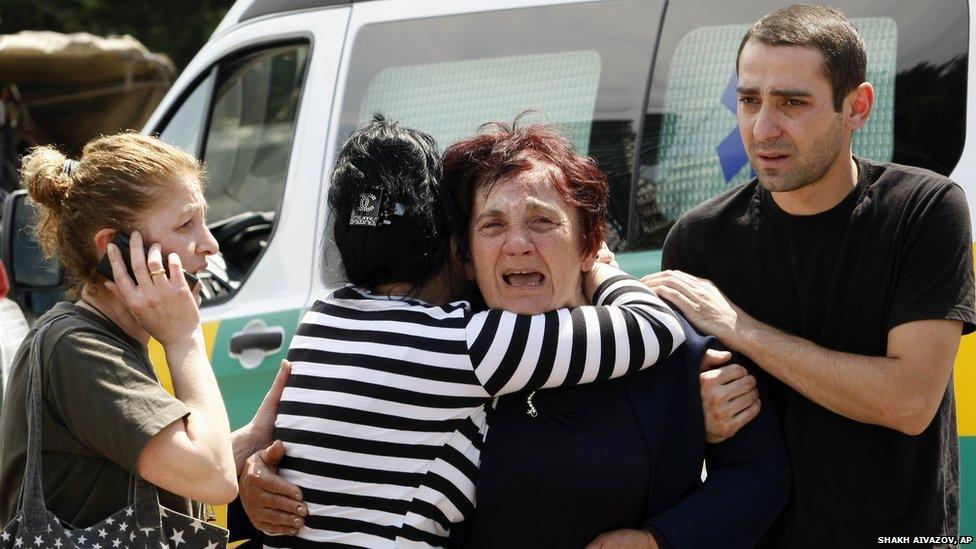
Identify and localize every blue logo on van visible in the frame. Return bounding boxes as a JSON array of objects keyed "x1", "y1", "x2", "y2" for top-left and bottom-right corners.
[{"x1": 716, "y1": 72, "x2": 754, "y2": 183}]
